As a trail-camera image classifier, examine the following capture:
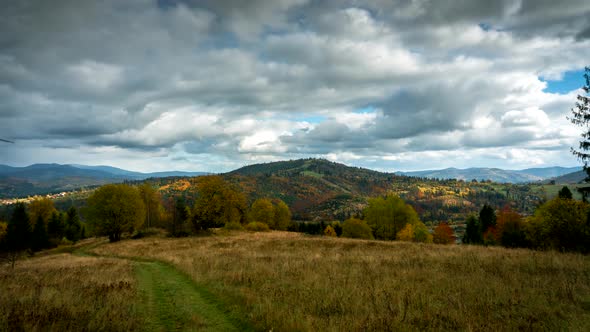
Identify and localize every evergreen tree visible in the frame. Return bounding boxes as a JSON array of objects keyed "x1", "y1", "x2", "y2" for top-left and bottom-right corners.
[
  {"x1": 569, "y1": 67, "x2": 590, "y2": 198},
  {"x1": 31, "y1": 215, "x2": 49, "y2": 251},
  {"x1": 65, "y1": 207, "x2": 82, "y2": 242},
  {"x1": 462, "y1": 215, "x2": 482, "y2": 244},
  {"x1": 558, "y1": 186, "x2": 573, "y2": 200},
  {"x1": 170, "y1": 197, "x2": 189, "y2": 237},
  {"x1": 479, "y1": 204, "x2": 497, "y2": 234},
  {"x1": 47, "y1": 211, "x2": 65, "y2": 244}
]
